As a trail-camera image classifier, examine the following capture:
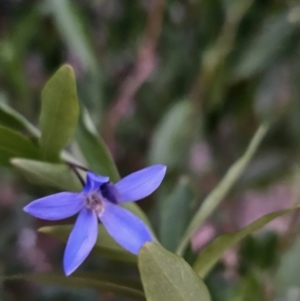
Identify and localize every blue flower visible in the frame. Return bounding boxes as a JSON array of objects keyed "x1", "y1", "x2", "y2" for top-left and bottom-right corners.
[{"x1": 23, "y1": 164, "x2": 166, "y2": 276}]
